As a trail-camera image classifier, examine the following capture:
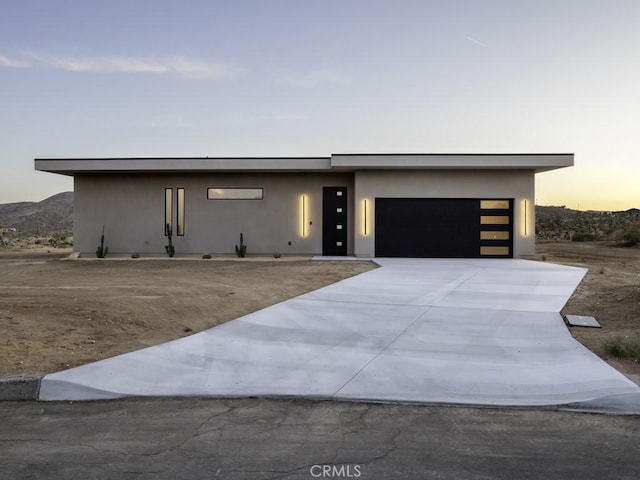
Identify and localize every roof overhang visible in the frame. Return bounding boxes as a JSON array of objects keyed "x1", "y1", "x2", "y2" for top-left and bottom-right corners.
[
  {"x1": 330, "y1": 153, "x2": 573, "y2": 173},
  {"x1": 34, "y1": 157, "x2": 333, "y2": 176},
  {"x1": 35, "y1": 153, "x2": 573, "y2": 176}
]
